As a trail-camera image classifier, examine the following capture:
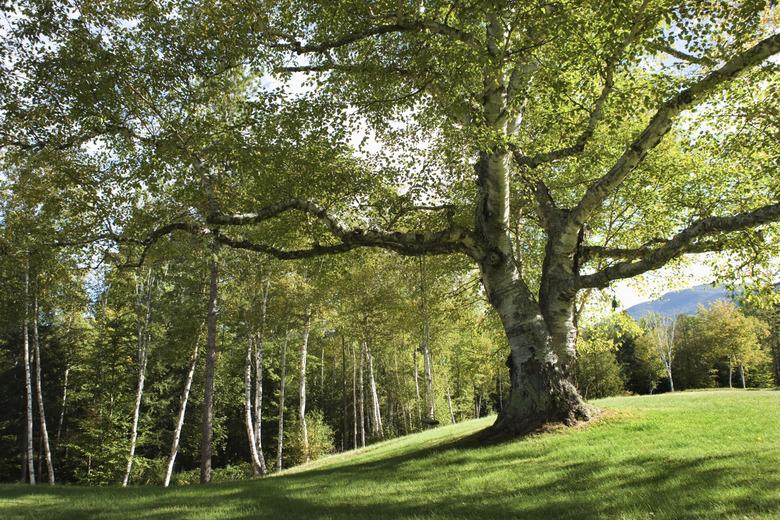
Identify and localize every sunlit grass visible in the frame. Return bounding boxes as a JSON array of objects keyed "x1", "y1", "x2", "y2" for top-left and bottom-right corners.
[{"x1": 1, "y1": 389, "x2": 778, "y2": 519}]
